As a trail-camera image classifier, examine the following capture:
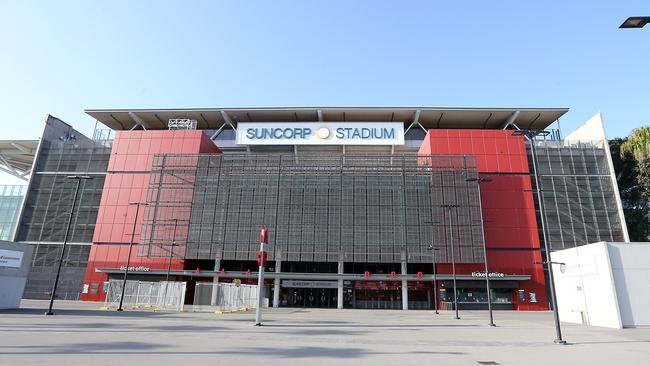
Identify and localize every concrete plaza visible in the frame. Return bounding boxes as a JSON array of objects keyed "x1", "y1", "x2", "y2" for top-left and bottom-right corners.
[{"x1": 0, "y1": 300, "x2": 648, "y2": 366}]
